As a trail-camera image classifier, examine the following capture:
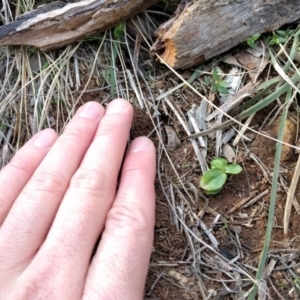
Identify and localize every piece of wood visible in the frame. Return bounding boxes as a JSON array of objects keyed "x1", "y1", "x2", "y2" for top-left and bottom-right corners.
[
  {"x1": 151, "y1": 0, "x2": 300, "y2": 69},
  {"x1": 0, "y1": 0, "x2": 159, "y2": 51}
]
